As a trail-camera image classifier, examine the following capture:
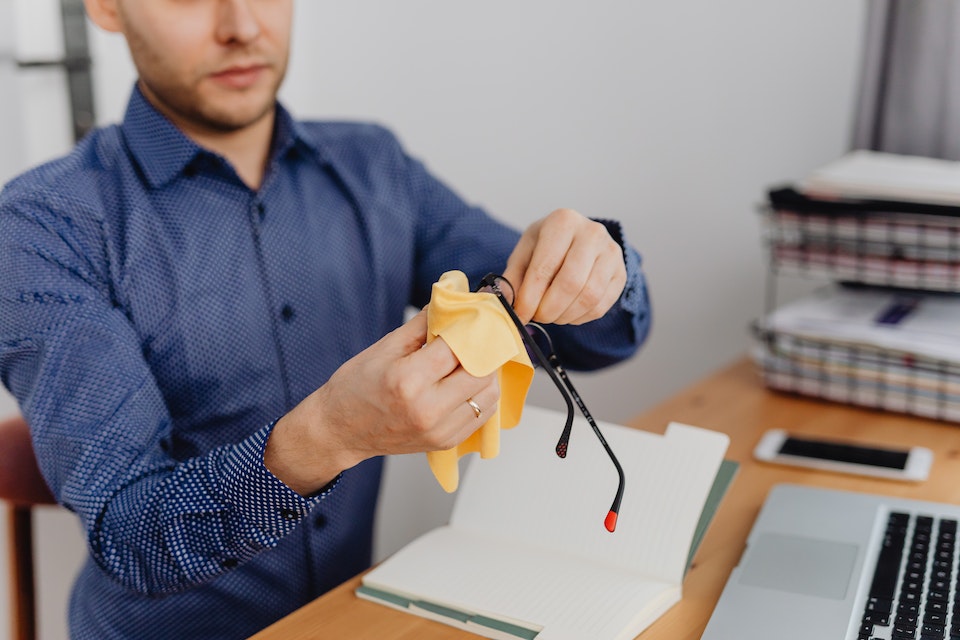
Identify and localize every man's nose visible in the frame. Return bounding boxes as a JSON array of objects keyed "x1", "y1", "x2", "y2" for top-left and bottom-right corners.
[{"x1": 215, "y1": 0, "x2": 262, "y2": 45}]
